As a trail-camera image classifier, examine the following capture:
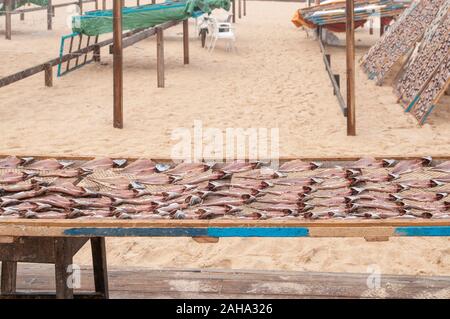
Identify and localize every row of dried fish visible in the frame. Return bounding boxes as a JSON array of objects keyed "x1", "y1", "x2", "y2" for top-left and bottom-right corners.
[
  {"x1": 360, "y1": 0, "x2": 445, "y2": 84},
  {"x1": 410, "y1": 56, "x2": 450, "y2": 124},
  {"x1": 1, "y1": 157, "x2": 450, "y2": 220},
  {"x1": 394, "y1": 5, "x2": 450, "y2": 107}
]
